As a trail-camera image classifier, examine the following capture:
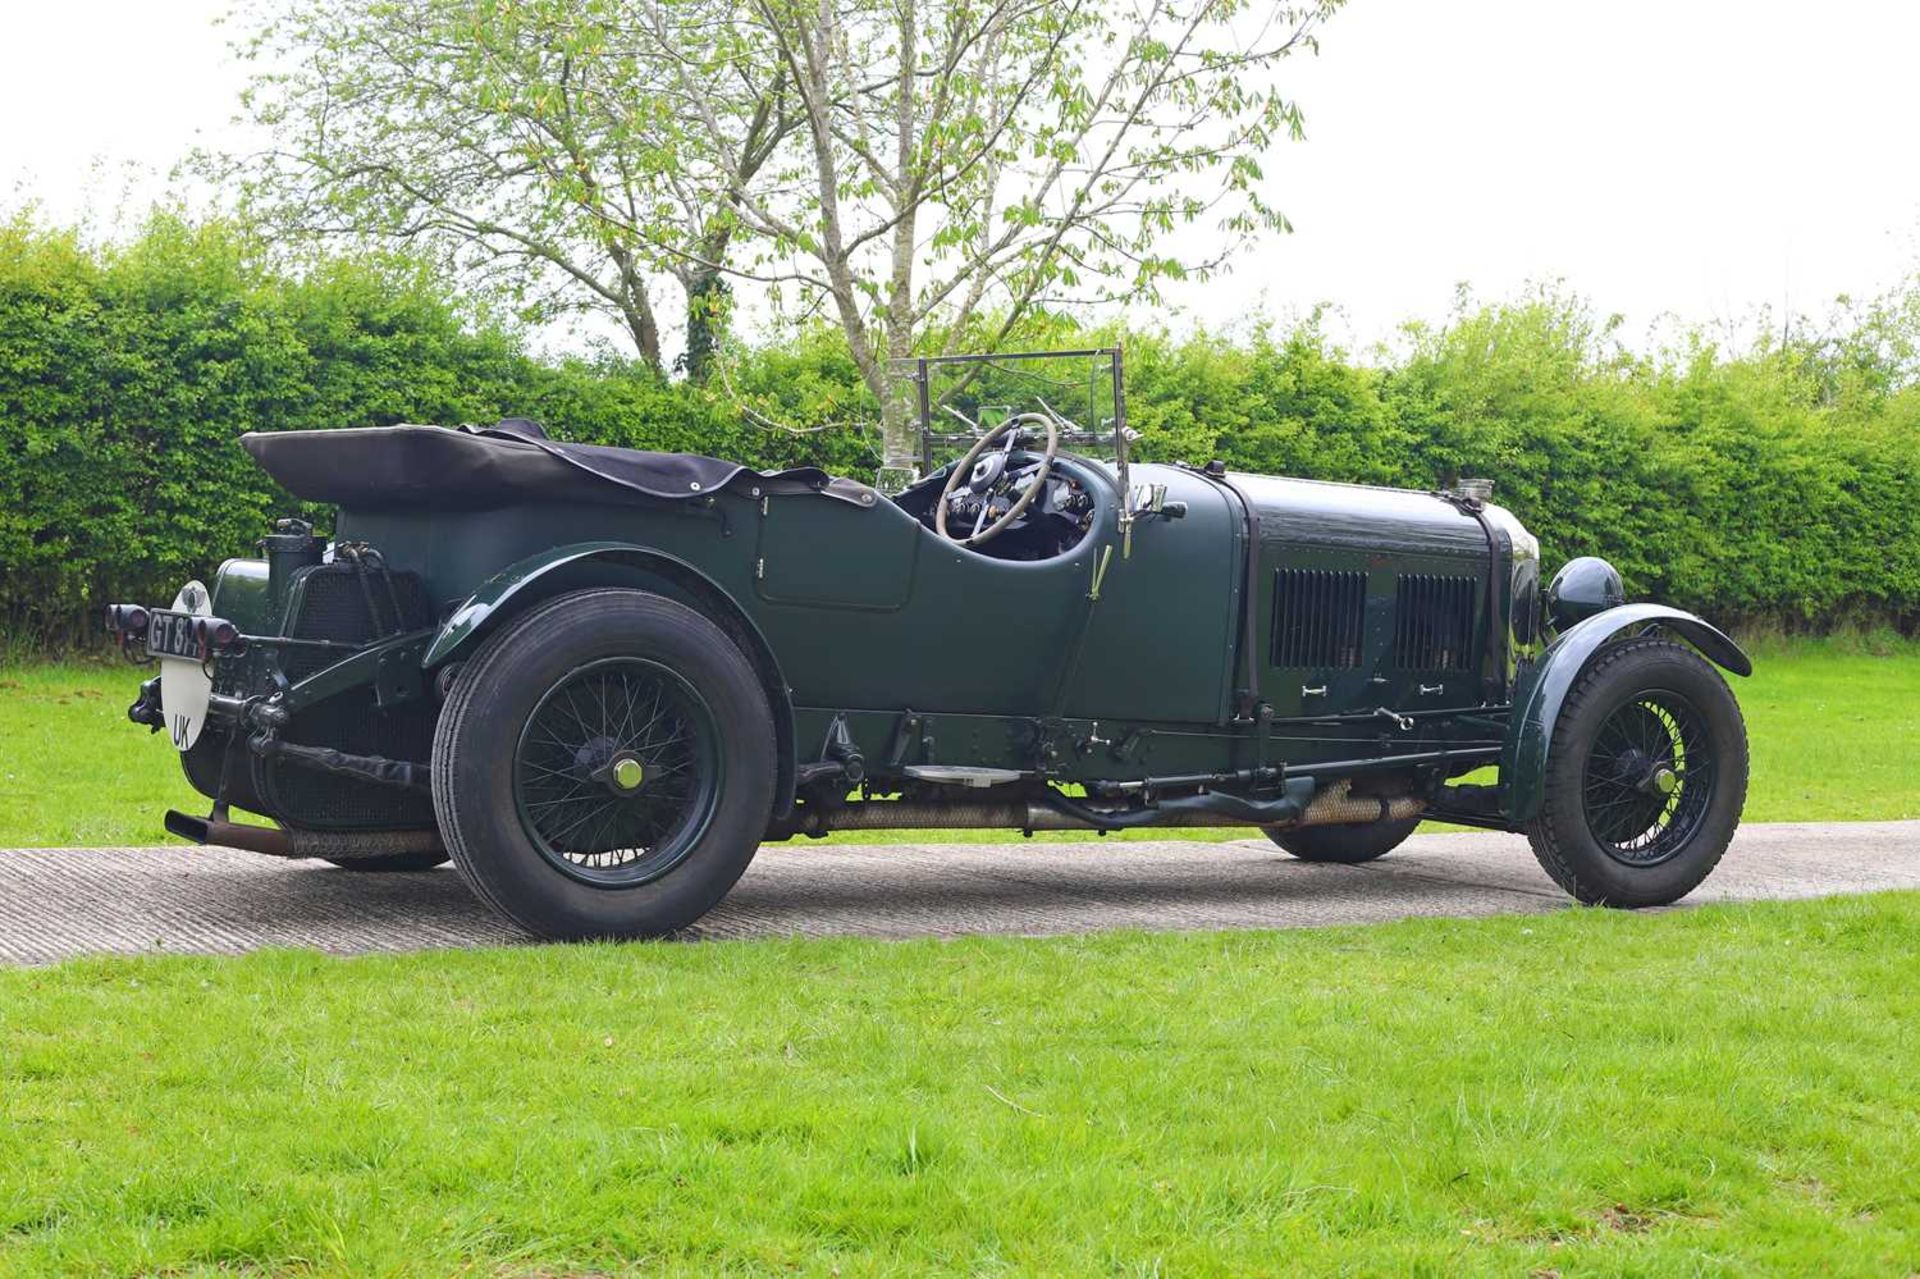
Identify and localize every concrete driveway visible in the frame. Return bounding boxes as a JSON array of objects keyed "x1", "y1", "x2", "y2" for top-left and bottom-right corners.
[{"x1": 1, "y1": 821, "x2": 1915, "y2": 964}]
